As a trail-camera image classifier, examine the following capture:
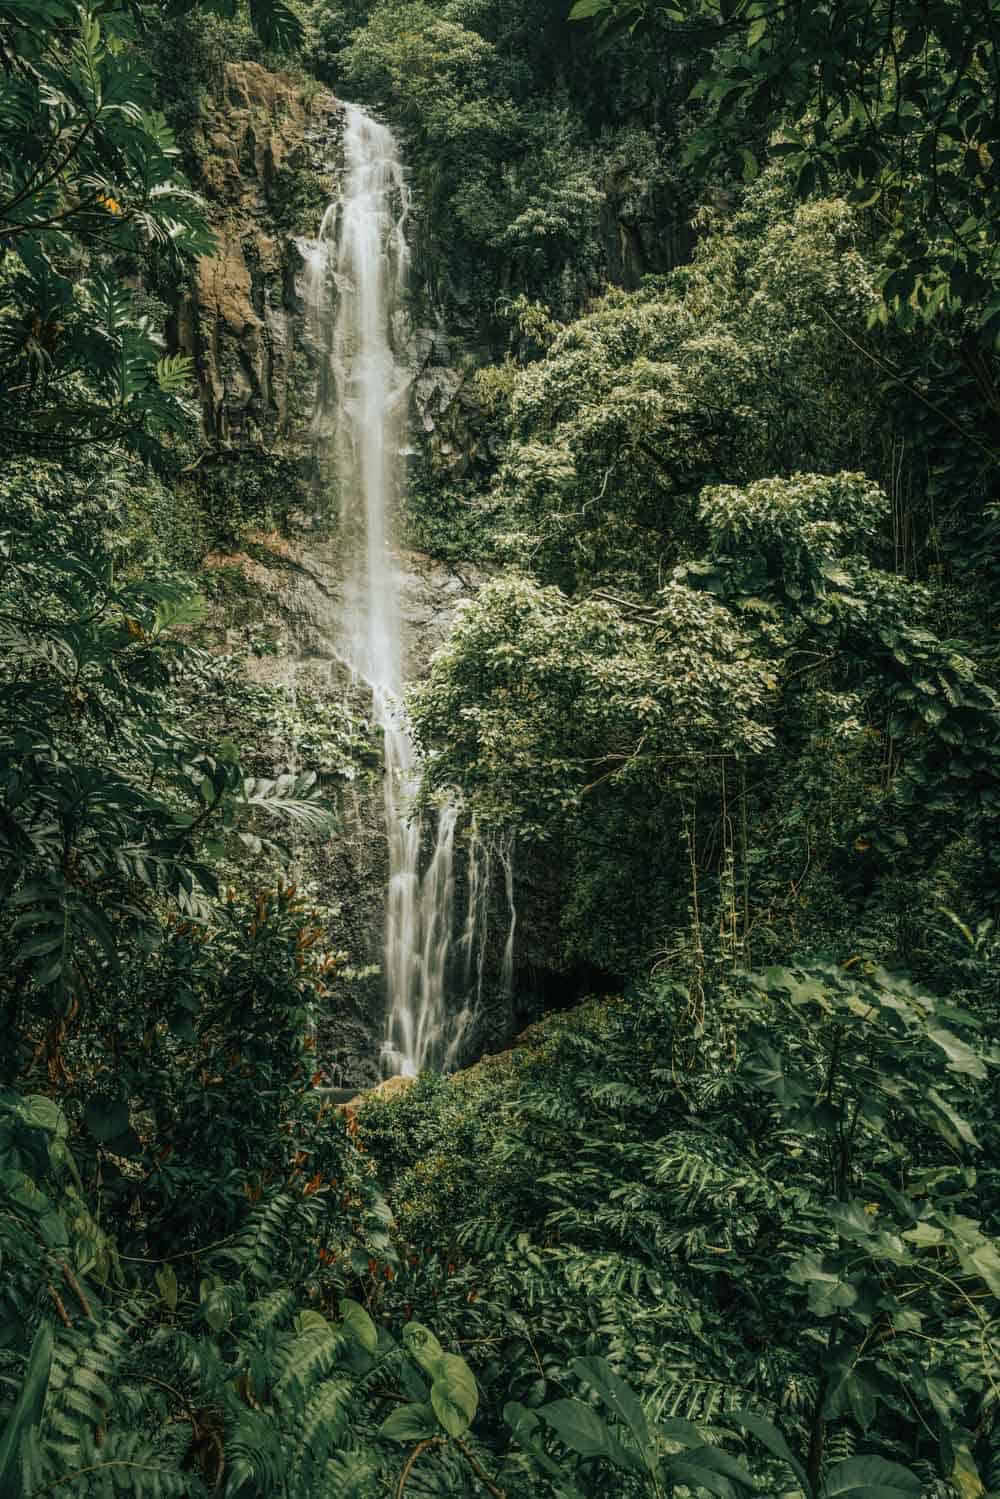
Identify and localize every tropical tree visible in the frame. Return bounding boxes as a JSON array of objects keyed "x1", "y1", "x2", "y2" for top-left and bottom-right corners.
[{"x1": 570, "y1": 0, "x2": 1000, "y2": 339}]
